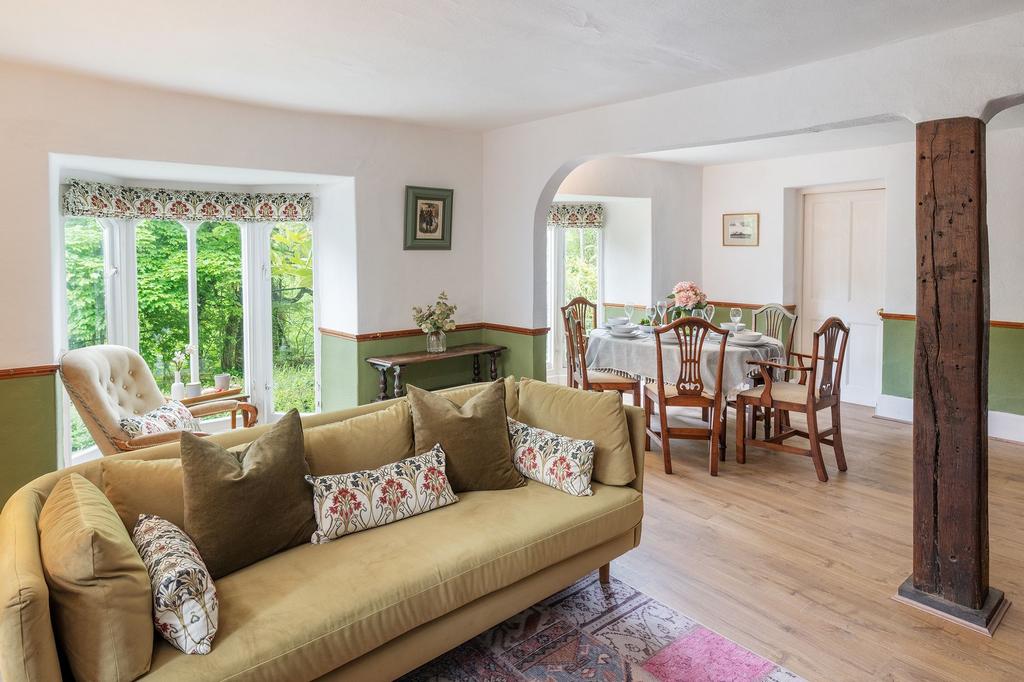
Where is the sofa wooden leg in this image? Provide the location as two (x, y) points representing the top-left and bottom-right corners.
(599, 563), (610, 584)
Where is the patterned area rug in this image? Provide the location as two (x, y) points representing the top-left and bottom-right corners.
(401, 575), (804, 682)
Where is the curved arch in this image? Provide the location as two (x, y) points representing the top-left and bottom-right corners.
(530, 113), (916, 374)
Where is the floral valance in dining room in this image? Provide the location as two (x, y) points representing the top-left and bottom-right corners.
(547, 202), (604, 228)
(61, 179), (314, 222)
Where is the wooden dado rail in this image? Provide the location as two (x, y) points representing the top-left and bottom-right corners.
(878, 310), (1024, 330)
(605, 300), (797, 313)
(0, 364), (59, 381)
(320, 322), (549, 342)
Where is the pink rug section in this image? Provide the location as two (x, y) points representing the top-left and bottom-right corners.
(643, 626), (776, 682)
(402, 575), (803, 681)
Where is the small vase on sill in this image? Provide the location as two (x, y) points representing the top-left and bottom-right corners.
(426, 330), (447, 353)
(170, 371), (185, 400)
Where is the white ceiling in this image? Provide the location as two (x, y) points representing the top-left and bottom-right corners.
(3, 0), (1023, 130)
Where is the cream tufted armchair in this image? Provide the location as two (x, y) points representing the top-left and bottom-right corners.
(59, 345), (255, 455)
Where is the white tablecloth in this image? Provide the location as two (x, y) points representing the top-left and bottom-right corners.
(585, 328), (785, 399)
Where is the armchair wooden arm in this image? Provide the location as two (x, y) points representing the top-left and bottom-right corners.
(745, 359), (811, 406)
(113, 430), (211, 451)
(188, 399), (242, 418)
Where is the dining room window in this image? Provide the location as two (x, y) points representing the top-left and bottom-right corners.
(546, 202), (605, 373)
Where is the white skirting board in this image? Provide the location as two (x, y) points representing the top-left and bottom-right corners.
(875, 394), (1024, 444)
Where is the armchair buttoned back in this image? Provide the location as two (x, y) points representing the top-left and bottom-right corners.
(59, 345), (166, 455)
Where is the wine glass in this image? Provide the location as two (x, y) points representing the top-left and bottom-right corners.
(655, 300), (668, 325)
(623, 303), (635, 323)
(644, 305), (655, 328)
(730, 307), (742, 326)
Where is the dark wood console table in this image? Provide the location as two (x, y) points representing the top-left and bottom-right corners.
(365, 343), (507, 401)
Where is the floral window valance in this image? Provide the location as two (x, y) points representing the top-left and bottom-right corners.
(547, 202), (604, 228)
(61, 179), (314, 223)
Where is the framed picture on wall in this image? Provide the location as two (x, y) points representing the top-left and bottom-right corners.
(722, 212), (759, 246)
(404, 186), (453, 250)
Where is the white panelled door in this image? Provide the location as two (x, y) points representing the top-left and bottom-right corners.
(801, 189), (884, 406)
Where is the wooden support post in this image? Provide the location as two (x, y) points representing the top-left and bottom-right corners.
(895, 117), (1010, 635)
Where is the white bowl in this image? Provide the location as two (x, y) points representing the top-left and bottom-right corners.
(606, 316), (629, 326)
(737, 330), (762, 342)
(611, 323), (637, 334)
(721, 322), (746, 332)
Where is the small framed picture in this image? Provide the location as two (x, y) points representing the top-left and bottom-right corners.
(404, 186), (453, 250)
(722, 212), (759, 246)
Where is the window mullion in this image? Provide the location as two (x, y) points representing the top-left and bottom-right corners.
(241, 222), (272, 418)
(185, 221), (200, 384)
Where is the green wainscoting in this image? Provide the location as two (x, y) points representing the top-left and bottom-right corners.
(881, 318), (1024, 415)
(321, 327), (547, 410)
(0, 374), (59, 506)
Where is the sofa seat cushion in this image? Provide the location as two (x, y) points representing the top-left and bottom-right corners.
(144, 481), (642, 681)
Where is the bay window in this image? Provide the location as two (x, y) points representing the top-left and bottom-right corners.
(60, 181), (318, 460)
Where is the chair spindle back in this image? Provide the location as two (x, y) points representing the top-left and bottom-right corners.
(810, 317), (850, 399)
(653, 317), (728, 397)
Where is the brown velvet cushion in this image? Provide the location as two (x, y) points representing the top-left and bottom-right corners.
(407, 380), (525, 492)
(181, 409), (316, 578)
(102, 458), (185, 531)
(38, 474), (153, 682)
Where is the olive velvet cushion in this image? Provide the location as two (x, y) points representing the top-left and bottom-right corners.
(181, 409), (316, 578)
(102, 458), (185, 531)
(406, 380), (525, 492)
(38, 473), (153, 682)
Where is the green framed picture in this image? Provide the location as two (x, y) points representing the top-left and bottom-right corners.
(404, 186), (453, 250)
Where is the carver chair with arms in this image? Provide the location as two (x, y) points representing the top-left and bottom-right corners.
(735, 317), (850, 482)
(59, 344), (257, 455)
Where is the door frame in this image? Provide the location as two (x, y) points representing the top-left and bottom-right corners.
(796, 181), (886, 405)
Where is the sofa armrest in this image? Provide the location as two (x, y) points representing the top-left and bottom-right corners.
(0, 488), (62, 682)
(623, 404), (646, 494)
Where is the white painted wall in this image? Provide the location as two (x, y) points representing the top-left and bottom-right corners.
(481, 11), (1024, 328)
(556, 157), (702, 301)
(698, 125), (1024, 323)
(0, 60), (483, 367)
(601, 198), (652, 307)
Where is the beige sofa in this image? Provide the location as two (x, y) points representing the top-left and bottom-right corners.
(0, 380), (645, 681)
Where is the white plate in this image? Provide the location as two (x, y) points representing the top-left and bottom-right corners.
(609, 329), (643, 339)
(730, 335), (766, 346)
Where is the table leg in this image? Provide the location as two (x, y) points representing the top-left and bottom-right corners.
(488, 352), (499, 380)
(375, 367), (389, 401)
(393, 366), (405, 398)
(472, 354), (481, 382)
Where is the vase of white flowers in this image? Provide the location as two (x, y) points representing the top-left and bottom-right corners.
(169, 344), (197, 400)
(413, 291), (457, 353)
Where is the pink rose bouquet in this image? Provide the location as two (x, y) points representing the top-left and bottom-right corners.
(668, 281), (707, 310)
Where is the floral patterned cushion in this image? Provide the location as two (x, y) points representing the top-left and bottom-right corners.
(305, 444), (459, 544)
(120, 400), (199, 438)
(507, 417), (595, 496)
(131, 515), (218, 655)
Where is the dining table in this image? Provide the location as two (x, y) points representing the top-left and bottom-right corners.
(585, 327), (786, 399)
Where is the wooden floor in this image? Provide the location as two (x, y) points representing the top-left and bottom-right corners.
(614, 402), (1024, 681)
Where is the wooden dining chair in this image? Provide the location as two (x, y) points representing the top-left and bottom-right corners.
(560, 297), (598, 388)
(643, 317), (729, 476)
(746, 303), (799, 437)
(734, 317), (850, 482)
(567, 313), (641, 404)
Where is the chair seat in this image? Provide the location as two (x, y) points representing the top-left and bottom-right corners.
(644, 382), (715, 401)
(737, 382), (816, 404)
(577, 369), (637, 386)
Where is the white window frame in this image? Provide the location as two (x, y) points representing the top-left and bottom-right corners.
(547, 226), (604, 375)
(59, 216), (320, 464)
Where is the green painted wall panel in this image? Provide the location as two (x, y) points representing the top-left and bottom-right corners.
(881, 319), (1024, 414)
(320, 327), (550, 409)
(881, 319), (915, 398)
(0, 375), (58, 506)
